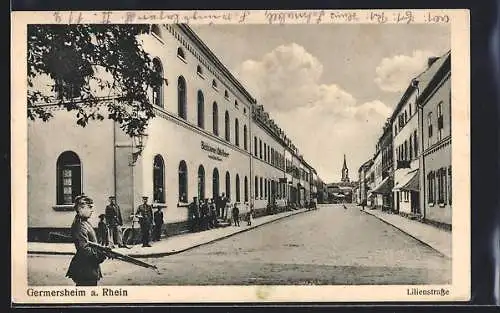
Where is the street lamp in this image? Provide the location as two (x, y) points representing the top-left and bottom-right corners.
(130, 132), (149, 166)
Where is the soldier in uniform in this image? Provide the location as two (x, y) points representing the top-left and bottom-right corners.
(105, 196), (127, 248)
(136, 196), (153, 247)
(66, 194), (107, 286)
(187, 197), (200, 232)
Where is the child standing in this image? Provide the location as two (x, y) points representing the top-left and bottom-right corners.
(97, 213), (109, 247)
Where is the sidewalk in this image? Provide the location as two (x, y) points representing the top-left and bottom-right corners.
(28, 208), (311, 258)
(361, 207), (452, 259)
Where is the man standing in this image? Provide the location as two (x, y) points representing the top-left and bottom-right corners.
(105, 196), (126, 248)
(136, 196), (153, 247)
(66, 194), (107, 286)
(187, 197), (200, 232)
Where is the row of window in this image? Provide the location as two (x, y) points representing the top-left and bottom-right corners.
(396, 130), (419, 162)
(152, 25), (245, 111)
(427, 102), (445, 147)
(253, 136), (287, 170)
(56, 151), (296, 206)
(152, 63), (249, 147)
(427, 166), (452, 205)
(253, 176), (288, 200)
(394, 102), (414, 135)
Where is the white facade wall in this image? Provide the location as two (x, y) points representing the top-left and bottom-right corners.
(392, 88), (420, 215)
(27, 25), (318, 236)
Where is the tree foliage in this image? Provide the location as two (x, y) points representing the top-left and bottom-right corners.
(27, 24), (162, 137)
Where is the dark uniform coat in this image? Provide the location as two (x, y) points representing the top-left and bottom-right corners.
(105, 203), (123, 227)
(136, 204), (153, 226)
(66, 215), (106, 283)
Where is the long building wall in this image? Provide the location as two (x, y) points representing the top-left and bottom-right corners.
(27, 24), (318, 239)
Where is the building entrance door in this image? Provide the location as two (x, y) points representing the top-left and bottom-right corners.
(411, 191), (420, 214)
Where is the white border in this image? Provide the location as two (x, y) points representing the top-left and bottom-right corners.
(11, 9), (470, 303)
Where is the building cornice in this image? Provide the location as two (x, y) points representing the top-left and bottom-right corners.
(175, 24), (256, 105)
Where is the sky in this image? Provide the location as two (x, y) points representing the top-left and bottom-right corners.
(190, 24), (450, 183)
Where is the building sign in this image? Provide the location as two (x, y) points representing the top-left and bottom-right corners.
(201, 140), (229, 161)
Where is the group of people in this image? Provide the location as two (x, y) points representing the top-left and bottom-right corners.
(96, 195), (165, 249)
(65, 194), (164, 286)
(186, 193), (253, 232)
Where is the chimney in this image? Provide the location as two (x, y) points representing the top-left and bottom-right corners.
(428, 56), (439, 68)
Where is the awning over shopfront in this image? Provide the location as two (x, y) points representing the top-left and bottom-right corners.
(400, 170), (420, 192)
(371, 177), (393, 195)
(393, 169), (419, 192)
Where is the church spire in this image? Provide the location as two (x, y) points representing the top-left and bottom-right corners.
(341, 154), (350, 183)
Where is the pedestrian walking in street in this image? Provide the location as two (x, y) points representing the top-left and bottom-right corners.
(152, 206), (164, 241)
(105, 196), (127, 248)
(232, 203), (240, 226)
(136, 196), (153, 247)
(246, 204), (254, 226)
(66, 194), (107, 286)
(96, 213), (109, 247)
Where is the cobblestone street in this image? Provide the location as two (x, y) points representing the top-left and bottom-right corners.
(28, 204), (451, 286)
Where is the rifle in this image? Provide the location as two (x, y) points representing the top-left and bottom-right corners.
(50, 232), (160, 274)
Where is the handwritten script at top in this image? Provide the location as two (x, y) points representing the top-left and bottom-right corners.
(51, 10), (452, 25)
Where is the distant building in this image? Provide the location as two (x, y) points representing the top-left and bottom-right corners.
(341, 154), (350, 183)
(357, 159), (373, 206)
(369, 121), (394, 212)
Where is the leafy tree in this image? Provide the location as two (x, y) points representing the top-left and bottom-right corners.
(27, 24), (163, 137)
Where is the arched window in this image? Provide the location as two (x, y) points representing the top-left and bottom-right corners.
(178, 161), (188, 203)
(56, 151), (81, 205)
(198, 165), (205, 200)
(264, 143), (267, 161)
(225, 171), (231, 200)
(212, 102), (219, 136)
(259, 139), (262, 159)
(197, 90), (204, 128)
(177, 76), (187, 119)
(234, 118), (239, 146)
(254, 176), (258, 198)
(213, 168), (220, 199)
(244, 176), (248, 202)
(197, 65), (203, 76)
(234, 100), (239, 108)
(152, 58), (164, 108)
(224, 90), (229, 99)
(153, 155), (165, 203)
(177, 47), (185, 59)
(212, 79), (218, 89)
(225, 111), (230, 142)
(243, 125), (248, 151)
(236, 174), (240, 202)
(151, 25), (161, 38)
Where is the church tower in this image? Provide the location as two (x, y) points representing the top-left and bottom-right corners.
(341, 154), (350, 183)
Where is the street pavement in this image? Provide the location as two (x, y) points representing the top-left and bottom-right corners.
(28, 204), (451, 286)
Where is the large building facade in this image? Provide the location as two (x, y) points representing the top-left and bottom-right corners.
(417, 52), (452, 228)
(28, 24), (319, 241)
(391, 80), (420, 216)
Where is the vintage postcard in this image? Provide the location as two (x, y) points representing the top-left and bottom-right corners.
(12, 9), (470, 304)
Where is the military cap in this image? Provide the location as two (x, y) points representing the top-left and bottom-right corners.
(73, 194), (93, 210)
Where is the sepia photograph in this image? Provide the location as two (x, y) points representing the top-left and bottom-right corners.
(12, 9), (470, 303)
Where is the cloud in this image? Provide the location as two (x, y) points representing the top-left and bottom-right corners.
(374, 50), (436, 92)
(236, 43), (392, 182)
